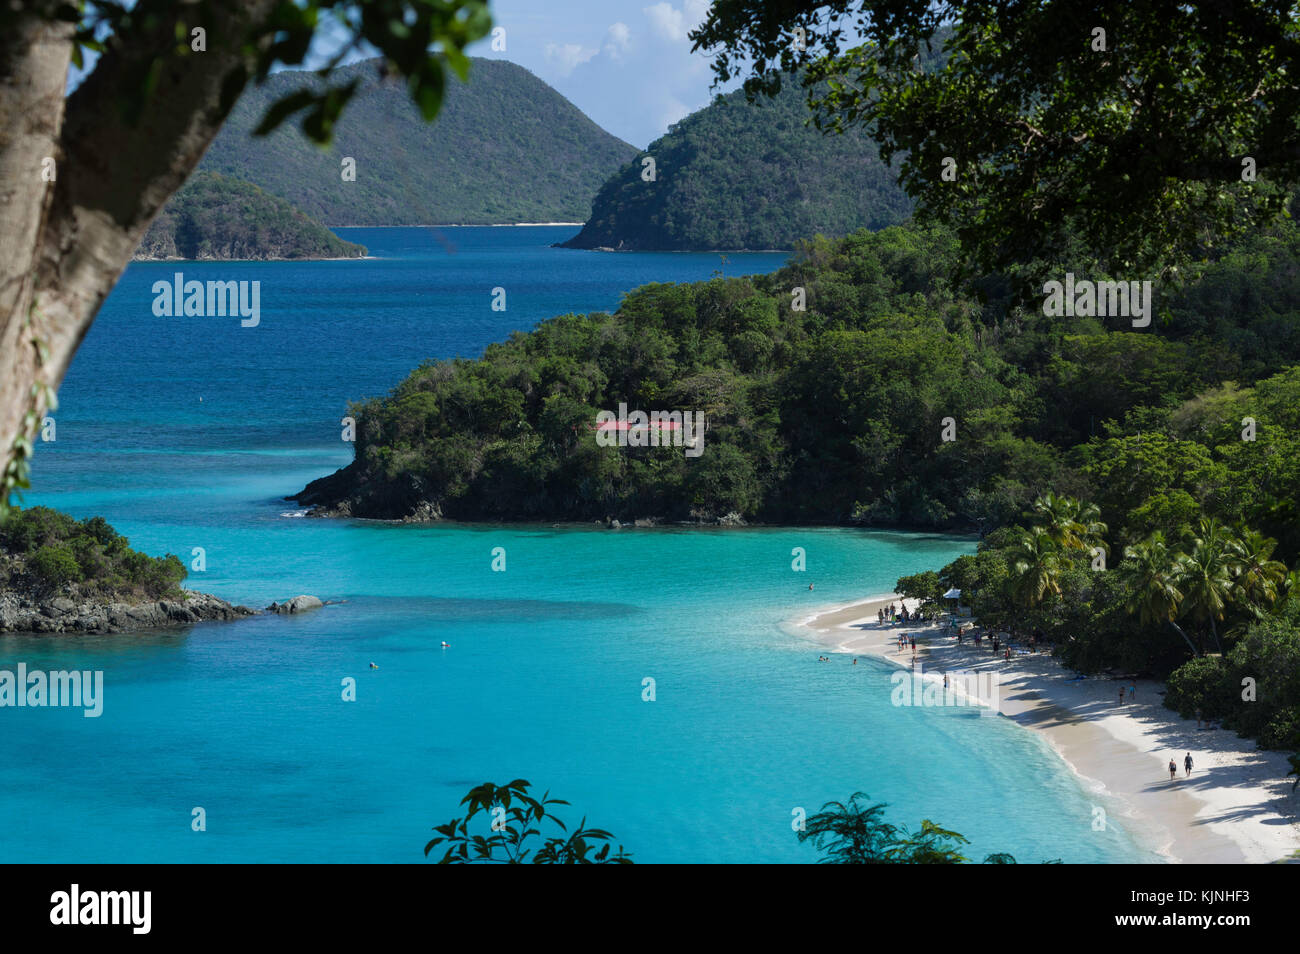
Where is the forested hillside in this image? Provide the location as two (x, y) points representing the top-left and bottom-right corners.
(134, 173), (366, 260)
(561, 76), (913, 251)
(198, 58), (637, 225)
(295, 210), (1300, 532)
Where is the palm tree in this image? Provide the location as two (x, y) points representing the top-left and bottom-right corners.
(1012, 526), (1064, 607)
(1032, 492), (1108, 557)
(1123, 532), (1197, 656)
(1174, 519), (1239, 655)
(797, 793), (989, 864)
(1228, 528), (1288, 616)
(798, 793), (900, 864)
(1274, 569), (1300, 617)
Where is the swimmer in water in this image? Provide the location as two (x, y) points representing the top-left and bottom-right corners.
(369, 662), (378, 669)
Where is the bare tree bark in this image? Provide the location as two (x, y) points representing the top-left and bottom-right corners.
(0, 2), (277, 502)
(0, 8), (73, 499)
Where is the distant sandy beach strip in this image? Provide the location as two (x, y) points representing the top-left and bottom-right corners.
(332, 222), (585, 228)
(793, 595), (1300, 864)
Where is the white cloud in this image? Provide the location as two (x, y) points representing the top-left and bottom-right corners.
(642, 0), (709, 44)
(521, 1), (729, 148)
(544, 42), (597, 75)
(604, 22), (631, 59)
(643, 3), (684, 42)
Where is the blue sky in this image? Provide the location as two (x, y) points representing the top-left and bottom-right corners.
(70, 0), (731, 149)
(469, 0), (727, 148)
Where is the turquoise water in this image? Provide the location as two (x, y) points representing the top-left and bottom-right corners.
(6, 227), (1155, 863)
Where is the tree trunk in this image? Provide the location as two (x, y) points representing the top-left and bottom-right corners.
(0, 9), (73, 498)
(1167, 620), (1198, 657)
(0, 3), (277, 503)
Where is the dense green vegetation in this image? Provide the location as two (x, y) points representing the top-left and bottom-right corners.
(694, 2), (1300, 277)
(0, 507), (186, 600)
(135, 173), (367, 261)
(561, 75), (911, 251)
(298, 210), (1300, 528)
(199, 58), (636, 226)
(919, 490), (1300, 751)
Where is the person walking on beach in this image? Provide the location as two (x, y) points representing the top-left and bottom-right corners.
(1118, 685), (1125, 704)
(1184, 753), (1193, 777)
(1168, 758), (1177, 781)
(1128, 682), (1137, 702)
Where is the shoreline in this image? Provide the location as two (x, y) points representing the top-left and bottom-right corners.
(793, 595), (1300, 864)
(131, 254), (371, 263)
(0, 588), (255, 635)
(330, 222), (585, 228)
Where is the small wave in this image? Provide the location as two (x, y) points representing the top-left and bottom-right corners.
(279, 510), (308, 518)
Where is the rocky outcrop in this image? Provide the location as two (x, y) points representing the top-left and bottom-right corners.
(289, 461), (441, 520)
(0, 589), (255, 635)
(266, 595), (323, 614)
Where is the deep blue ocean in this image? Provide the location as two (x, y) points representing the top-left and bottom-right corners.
(4, 227), (1154, 862)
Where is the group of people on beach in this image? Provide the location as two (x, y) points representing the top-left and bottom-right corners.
(878, 603), (917, 624)
(1117, 682), (1138, 704)
(894, 632), (918, 668)
(1169, 753), (1194, 779)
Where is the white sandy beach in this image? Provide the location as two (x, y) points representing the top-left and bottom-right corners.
(794, 595), (1300, 864)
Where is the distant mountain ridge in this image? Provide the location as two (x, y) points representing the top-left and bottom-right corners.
(197, 57), (638, 226)
(562, 77), (914, 251)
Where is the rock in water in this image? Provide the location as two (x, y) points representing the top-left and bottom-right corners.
(266, 595), (324, 614)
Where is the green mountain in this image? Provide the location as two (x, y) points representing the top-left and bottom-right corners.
(135, 173), (366, 260)
(198, 58), (637, 225)
(560, 79), (914, 251)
